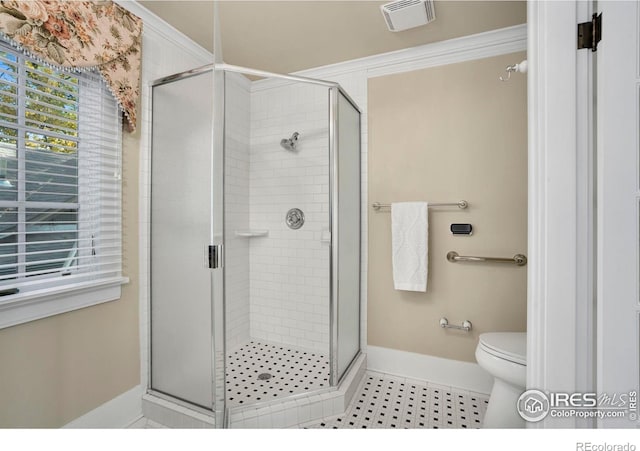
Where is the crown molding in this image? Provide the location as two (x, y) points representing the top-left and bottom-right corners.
(252, 23), (526, 92)
(115, 0), (213, 65)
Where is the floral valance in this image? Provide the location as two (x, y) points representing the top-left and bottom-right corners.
(0, 0), (142, 131)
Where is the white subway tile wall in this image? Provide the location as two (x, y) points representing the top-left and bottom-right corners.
(249, 82), (330, 354)
(225, 72), (368, 357)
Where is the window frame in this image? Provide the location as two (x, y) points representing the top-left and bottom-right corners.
(0, 41), (127, 329)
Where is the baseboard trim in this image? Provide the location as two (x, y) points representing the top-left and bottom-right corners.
(63, 385), (143, 428)
(366, 346), (493, 394)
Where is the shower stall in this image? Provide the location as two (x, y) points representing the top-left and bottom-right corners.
(149, 63), (362, 426)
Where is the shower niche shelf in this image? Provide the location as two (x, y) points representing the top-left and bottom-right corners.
(234, 230), (269, 238)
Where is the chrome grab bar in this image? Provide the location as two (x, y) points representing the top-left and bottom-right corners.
(446, 251), (527, 266)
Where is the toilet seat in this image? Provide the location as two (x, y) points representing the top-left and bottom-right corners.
(478, 333), (526, 366)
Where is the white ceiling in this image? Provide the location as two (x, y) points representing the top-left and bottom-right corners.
(139, 0), (526, 74)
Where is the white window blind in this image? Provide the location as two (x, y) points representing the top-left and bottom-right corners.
(0, 40), (122, 300)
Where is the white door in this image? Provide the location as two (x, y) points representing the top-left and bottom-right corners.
(597, 0), (640, 428)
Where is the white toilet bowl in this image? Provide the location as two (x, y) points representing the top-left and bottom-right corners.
(475, 332), (526, 428)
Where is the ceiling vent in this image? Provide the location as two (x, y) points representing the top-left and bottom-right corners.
(380, 0), (436, 32)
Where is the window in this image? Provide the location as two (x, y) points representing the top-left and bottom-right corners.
(0, 40), (125, 328)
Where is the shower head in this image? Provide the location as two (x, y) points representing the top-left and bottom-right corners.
(280, 132), (300, 151)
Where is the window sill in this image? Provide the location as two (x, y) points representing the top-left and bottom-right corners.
(0, 277), (130, 330)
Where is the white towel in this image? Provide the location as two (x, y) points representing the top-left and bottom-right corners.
(391, 202), (428, 292)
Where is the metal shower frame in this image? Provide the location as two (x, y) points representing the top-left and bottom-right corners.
(149, 62), (362, 427)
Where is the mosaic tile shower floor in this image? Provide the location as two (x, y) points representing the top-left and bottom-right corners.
(226, 341), (330, 407)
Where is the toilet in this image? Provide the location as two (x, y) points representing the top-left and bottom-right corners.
(475, 332), (527, 428)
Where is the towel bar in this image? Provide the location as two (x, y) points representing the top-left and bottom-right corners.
(372, 200), (468, 210)
(446, 251), (527, 266)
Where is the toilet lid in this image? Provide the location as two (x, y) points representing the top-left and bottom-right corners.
(479, 332), (526, 365)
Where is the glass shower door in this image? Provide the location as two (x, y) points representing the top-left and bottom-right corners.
(332, 88), (362, 382)
(150, 69), (221, 414)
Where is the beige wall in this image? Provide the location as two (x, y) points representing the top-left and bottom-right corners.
(367, 52), (527, 362)
(0, 127), (140, 428)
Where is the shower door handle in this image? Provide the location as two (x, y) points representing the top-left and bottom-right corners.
(208, 244), (224, 269)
